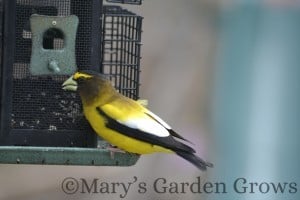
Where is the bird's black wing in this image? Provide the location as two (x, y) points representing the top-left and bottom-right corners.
(144, 112), (194, 144)
(96, 107), (195, 154)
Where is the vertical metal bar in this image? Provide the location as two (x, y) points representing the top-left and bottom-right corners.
(109, 15), (114, 82)
(0, 0), (16, 143)
(0, 0), (4, 126)
(135, 43), (140, 100)
(134, 17), (142, 100)
(120, 15), (125, 95)
(99, 5), (105, 74)
(127, 16), (131, 97)
(90, 0), (102, 72)
(129, 16), (134, 98)
(116, 15), (120, 92)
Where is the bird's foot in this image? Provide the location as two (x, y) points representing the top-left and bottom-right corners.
(107, 145), (126, 159)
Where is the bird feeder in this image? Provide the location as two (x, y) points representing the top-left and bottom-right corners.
(0, 0), (143, 166)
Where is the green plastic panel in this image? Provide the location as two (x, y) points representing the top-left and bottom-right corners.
(30, 14), (78, 75)
(0, 146), (139, 166)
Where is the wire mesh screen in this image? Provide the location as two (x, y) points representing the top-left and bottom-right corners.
(106, 0), (142, 5)
(11, 0), (97, 131)
(101, 5), (142, 100)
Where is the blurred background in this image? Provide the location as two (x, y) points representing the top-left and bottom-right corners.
(1, 0), (300, 199)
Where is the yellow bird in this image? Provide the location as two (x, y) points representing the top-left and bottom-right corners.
(62, 70), (213, 170)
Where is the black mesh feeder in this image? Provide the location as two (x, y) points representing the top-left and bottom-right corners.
(0, 0), (143, 166)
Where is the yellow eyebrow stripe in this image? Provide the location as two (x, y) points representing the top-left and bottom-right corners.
(73, 72), (93, 80)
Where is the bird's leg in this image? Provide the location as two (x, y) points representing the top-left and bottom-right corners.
(107, 144), (126, 159)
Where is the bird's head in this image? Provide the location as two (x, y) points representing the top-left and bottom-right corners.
(62, 70), (97, 91)
(62, 70), (115, 104)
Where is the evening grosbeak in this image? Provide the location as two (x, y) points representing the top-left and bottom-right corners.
(62, 70), (213, 170)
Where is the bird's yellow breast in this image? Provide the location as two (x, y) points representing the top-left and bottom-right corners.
(83, 106), (172, 154)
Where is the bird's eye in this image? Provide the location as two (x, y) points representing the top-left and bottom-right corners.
(76, 76), (86, 83)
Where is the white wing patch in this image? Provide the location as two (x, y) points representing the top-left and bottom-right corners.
(117, 115), (170, 137)
(144, 110), (172, 130)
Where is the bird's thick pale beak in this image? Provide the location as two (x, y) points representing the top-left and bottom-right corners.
(62, 76), (78, 91)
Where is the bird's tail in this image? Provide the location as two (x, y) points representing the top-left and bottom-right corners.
(176, 151), (213, 171)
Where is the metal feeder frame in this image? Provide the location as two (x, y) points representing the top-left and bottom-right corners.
(0, 0), (143, 166)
